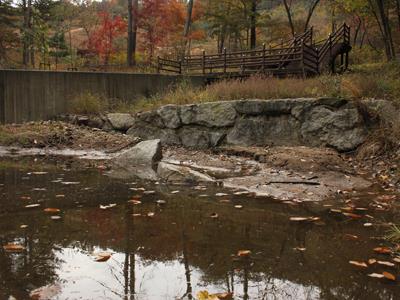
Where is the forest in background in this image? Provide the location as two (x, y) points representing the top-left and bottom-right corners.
(0, 0), (399, 71)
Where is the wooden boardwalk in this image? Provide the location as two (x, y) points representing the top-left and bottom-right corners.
(157, 23), (351, 78)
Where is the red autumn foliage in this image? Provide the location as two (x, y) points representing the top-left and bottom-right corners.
(88, 11), (126, 64)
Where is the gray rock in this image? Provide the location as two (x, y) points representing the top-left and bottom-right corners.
(107, 113), (135, 131)
(181, 102), (237, 127)
(114, 139), (162, 170)
(157, 105), (181, 129)
(227, 115), (302, 146)
(157, 162), (215, 183)
(301, 106), (367, 151)
(234, 98), (316, 116)
(179, 127), (210, 149)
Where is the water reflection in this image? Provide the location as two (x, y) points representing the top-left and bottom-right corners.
(0, 157), (398, 299)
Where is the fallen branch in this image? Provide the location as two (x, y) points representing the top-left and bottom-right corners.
(266, 180), (320, 185)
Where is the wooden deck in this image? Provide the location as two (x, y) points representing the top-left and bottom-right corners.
(157, 23), (351, 78)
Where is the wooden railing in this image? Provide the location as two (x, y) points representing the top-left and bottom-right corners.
(158, 23), (351, 77)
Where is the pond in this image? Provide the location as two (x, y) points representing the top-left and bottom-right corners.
(0, 156), (399, 299)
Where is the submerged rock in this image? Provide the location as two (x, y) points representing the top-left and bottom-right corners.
(157, 162), (215, 183)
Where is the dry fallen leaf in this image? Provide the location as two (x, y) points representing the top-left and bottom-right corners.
(373, 247), (392, 254)
(368, 273), (385, 279)
(349, 261), (368, 268)
(43, 208), (61, 213)
(383, 271), (396, 281)
(197, 291), (233, 300)
(95, 252), (112, 262)
(342, 212), (362, 219)
(25, 204), (40, 208)
(99, 204), (117, 210)
(128, 200), (142, 205)
(377, 261), (395, 267)
(210, 213), (219, 219)
(368, 259), (377, 265)
(3, 243), (25, 253)
(237, 250), (251, 257)
(344, 234), (359, 240)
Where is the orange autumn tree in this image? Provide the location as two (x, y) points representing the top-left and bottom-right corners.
(88, 11), (127, 64)
(138, 0), (204, 60)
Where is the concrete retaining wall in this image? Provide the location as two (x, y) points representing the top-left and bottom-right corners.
(0, 70), (205, 124)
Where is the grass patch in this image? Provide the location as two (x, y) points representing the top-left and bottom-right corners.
(68, 92), (109, 115)
(129, 62), (400, 113)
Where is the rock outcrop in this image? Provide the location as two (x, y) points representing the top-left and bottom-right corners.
(65, 98), (375, 152)
(123, 98), (369, 151)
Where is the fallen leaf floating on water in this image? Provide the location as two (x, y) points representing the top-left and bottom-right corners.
(383, 271), (396, 281)
(132, 213), (142, 217)
(147, 212), (155, 218)
(156, 200), (166, 205)
(61, 182), (80, 185)
(344, 234), (359, 240)
(100, 204), (117, 210)
(290, 216), (320, 222)
(3, 243), (25, 253)
(143, 191), (155, 195)
(294, 247), (307, 251)
(210, 213), (219, 219)
(377, 261), (396, 267)
(128, 200), (142, 205)
(197, 291), (233, 300)
(20, 225), (28, 229)
(51, 216), (62, 221)
(373, 247), (392, 254)
(25, 204), (40, 208)
(31, 172), (48, 175)
(20, 196), (31, 200)
(234, 205), (243, 209)
(349, 261), (368, 268)
(219, 199), (231, 203)
(393, 257), (400, 263)
(364, 223), (373, 227)
(171, 190), (180, 194)
(215, 193), (228, 197)
(55, 194), (65, 198)
(237, 250), (251, 257)
(342, 212), (363, 219)
(95, 252), (112, 262)
(368, 273), (385, 279)
(43, 208), (61, 213)
(368, 259), (377, 265)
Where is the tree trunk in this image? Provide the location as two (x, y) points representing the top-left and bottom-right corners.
(27, 0), (34, 67)
(304, 0), (321, 32)
(283, 0), (295, 37)
(250, 0), (257, 49)
(127, 0), (138, 66)
(395, 0), (400, 30)
(22, 0), (29, 65)
(375, 0), (395, 60)
(183, 0), (194, 57)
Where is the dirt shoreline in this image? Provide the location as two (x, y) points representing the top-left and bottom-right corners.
(0, 121), (398, 202)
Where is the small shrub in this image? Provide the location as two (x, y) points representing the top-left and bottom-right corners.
(68, 92), (109, 115)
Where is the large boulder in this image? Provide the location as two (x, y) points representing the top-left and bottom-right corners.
(114, 139), (162, 170)
(180, 102), (237, 127)
(107, 113), (135, 131)
(157, 105), (181, 129)
(301, 106), (368, 151)
(226, 115), (302, 146)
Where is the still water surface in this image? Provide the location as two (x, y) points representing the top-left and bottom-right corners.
(0, 157), (399, 299)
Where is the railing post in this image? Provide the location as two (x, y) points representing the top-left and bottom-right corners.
(310, 26), (313, 46)
(179, 59), (182, 74)
(301, 39), (306, 79)
(223, 48), (227, 74)
(157, 56), (160, 73)
(329, 34), (335, 73)
(202, 50), (205, 75)
(262, 43), (266, 73)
